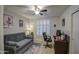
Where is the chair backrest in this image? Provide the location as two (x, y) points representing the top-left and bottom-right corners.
(42, 32), (47, 41)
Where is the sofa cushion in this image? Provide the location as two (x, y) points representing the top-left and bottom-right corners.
(6, 41), (17, 46)
(4, 34), (16, 41)
(16, 35), (23, 42)
(16, 39), (32, 47)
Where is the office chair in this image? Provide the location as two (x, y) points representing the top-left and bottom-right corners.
(42, 32), (52, 48)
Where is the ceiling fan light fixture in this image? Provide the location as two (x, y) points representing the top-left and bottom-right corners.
(35, 11), (39, 14)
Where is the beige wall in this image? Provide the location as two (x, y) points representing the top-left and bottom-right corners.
(60, 5), (79, 53)
(0, 5), (4, 54)
(50, 17), (60, 36)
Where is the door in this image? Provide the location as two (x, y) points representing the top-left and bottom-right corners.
(72, 10), (79, 54)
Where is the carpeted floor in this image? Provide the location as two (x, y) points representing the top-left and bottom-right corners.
(24, 43), (55, 54)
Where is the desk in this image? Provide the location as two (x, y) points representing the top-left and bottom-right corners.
(54, 40), (69, 54)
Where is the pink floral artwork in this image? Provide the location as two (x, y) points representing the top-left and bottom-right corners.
(3, 15), (13, 28)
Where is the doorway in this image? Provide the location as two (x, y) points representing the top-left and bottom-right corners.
(71, 10), (79, 54)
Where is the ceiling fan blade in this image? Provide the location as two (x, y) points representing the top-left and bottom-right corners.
(39, 13), (43, 15)
(32, 13), (35, 15)
(40, 9), (47, 12)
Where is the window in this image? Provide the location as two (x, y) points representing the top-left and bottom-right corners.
(36, 19), (50, 36)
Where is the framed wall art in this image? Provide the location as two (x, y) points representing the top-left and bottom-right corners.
(3, 14), (13, 28)
(62, 18), (65, 26)
(19, 19), (23, 27)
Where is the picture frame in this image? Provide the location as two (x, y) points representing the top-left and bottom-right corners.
(19, 19), (23, 27)
(62, 18), (65, 26)
(3, 14), (13, 28)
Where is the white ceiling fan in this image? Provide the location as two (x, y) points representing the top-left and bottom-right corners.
(33, 5), (47, 15)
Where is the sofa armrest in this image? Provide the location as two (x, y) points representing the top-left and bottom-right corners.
(5, 45), (17, 54)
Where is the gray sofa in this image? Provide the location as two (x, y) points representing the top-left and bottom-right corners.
(4, 32), (33, 54)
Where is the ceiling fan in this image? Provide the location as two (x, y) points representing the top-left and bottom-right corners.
(33, 5), (47, 15)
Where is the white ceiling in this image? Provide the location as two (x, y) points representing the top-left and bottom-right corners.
(4, 5), (69, 19)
